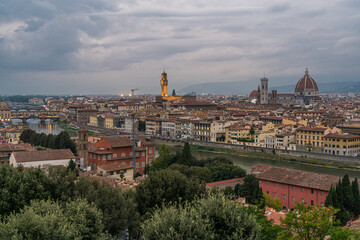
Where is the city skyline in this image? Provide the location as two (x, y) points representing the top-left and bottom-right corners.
(1, 0), (359, 94)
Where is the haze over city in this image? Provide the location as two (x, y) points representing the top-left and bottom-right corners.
(0, 0), (359, 95)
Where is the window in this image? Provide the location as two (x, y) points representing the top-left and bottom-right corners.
(292, 196), (295, 202)
(130, 152), (133, 156)
(110, 171), (114, 175)
(149, 148), (153, 154)
(283, 195), (286, 200)
(301, 198), (304, 202)
(321, 202), (324, 207)
(311, 189), (314, 194)
(142, 151), (145, 156)
(266, 181), (269, 186)
(142, 162), (145, 167)
(301, 187), (304, 192)
(275, 183), (278, 187)
(108, 154), (111, 160)
(321, 191), (324, 196)
(116, 170), (120, 174)
(98, 155), (100, 160)
(311, 200), (314, 205)
(136, 152), (140, 157)
(292, 186), (295, 190)
(283, 184), (286, 189)
(102, 155), (106, 160)
(136, 162), (139, 168)
(90, 153), (92, 158)
(259, 180), (261, 184)
(121, 153), (125, 157)
(275, 193), (277, 197)
(113, 154), (117, 158)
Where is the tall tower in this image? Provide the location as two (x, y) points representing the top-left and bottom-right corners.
(77, 129), (89, 168)
(161, 71), (168, 97)
(260, 77), (268, 104)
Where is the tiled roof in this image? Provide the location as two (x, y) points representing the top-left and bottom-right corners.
(98, 163), (134, 172)
(295, 68), (319, 92)
(325, 133), (360, 139)
(101, 135), (132, 148)
(12, 149), (75, 163)
(252, 165), (340, 191)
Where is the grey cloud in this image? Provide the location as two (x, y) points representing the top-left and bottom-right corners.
(268, 3), (290, 13)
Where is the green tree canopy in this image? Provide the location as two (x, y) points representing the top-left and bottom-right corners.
(150, 144), (175, 171)
(141, 194), (262, 240)
(135, 169), (206, 216)
(0, 199), (107, 240)
(178, 142), (194, 166)
(237, 174), (264, 206)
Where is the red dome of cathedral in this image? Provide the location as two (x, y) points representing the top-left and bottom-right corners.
(249, 90), (259, 98)
(295, 68), (318, 92)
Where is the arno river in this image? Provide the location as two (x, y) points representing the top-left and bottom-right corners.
(15, 119), (360, 178)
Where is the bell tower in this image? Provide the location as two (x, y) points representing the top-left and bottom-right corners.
(161, 71), (168, 97)
(77, 129), (89, 168)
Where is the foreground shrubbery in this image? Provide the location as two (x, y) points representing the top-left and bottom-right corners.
(1, 142), (360, 239)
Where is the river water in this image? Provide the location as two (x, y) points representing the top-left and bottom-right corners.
(168, 146), (360, 178)
(11, 119), (77, 137)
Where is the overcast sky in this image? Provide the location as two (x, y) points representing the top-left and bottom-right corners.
(0, 0), (359, 95)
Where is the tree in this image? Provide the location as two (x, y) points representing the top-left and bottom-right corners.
(0, 199), (108, 240)
(238, 174), (264, 206)
(67, 159), (77, 172)
(264, 193), (282, 211)
(0, 165), (55, 217)
(141, 194), (261, 240)
(249, 126), (255, 139)
(351, 178), (360, 216)
(341, 174), (354, 212)
(73, 177), (139, 236)
(208, 163), (246, 182)
(168, 164), (212, 183)
(150, 144), (174, 171)
(19, 129), (36, 143)
(178, 142), (194, 166)
(135, 169), (206, 216)
(278, 202), (338, 240)
(138, 120), (146, 132)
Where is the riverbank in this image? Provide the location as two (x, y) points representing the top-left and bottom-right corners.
(55, 120), (102, 136)
(167, 144), (360, 173)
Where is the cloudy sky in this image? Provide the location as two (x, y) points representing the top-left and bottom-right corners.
(0, 0), (359, 95)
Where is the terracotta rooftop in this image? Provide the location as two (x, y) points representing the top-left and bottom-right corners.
(206, 178), (244, 190)
(98, 163), (134, 172)
(252, 165), (340, 191)
(101, 135), (132, 148)
(12, 149), (75, 163)
(296, 127), (328, 132)
(325, 133), (360, 139)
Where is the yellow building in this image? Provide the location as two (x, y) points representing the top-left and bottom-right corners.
(5, 129), (22, 143)
(324, 133), (360, 156)
(296, 127), (329, 153)
(0, 102), (11, 122)
(225, 124), (251, 144)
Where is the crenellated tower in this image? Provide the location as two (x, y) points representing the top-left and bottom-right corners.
(161, 71), (168, 97)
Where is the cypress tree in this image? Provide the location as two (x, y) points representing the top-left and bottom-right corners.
(341, 174), (354, 211)
(178, 142), (193, 166)
(351, 178), (360, 216)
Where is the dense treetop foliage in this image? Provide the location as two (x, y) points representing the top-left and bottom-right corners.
(325, 174), (360, 226)
(20, 129), (77, 153)
(1, 142), (359, 239)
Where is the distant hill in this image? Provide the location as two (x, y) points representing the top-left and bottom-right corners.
(177, 79), (258, 95)
(178, 80), (360, 95)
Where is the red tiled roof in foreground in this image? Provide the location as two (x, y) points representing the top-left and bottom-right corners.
(206, 178), (244, 190)
(252, 165), (340, 191)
